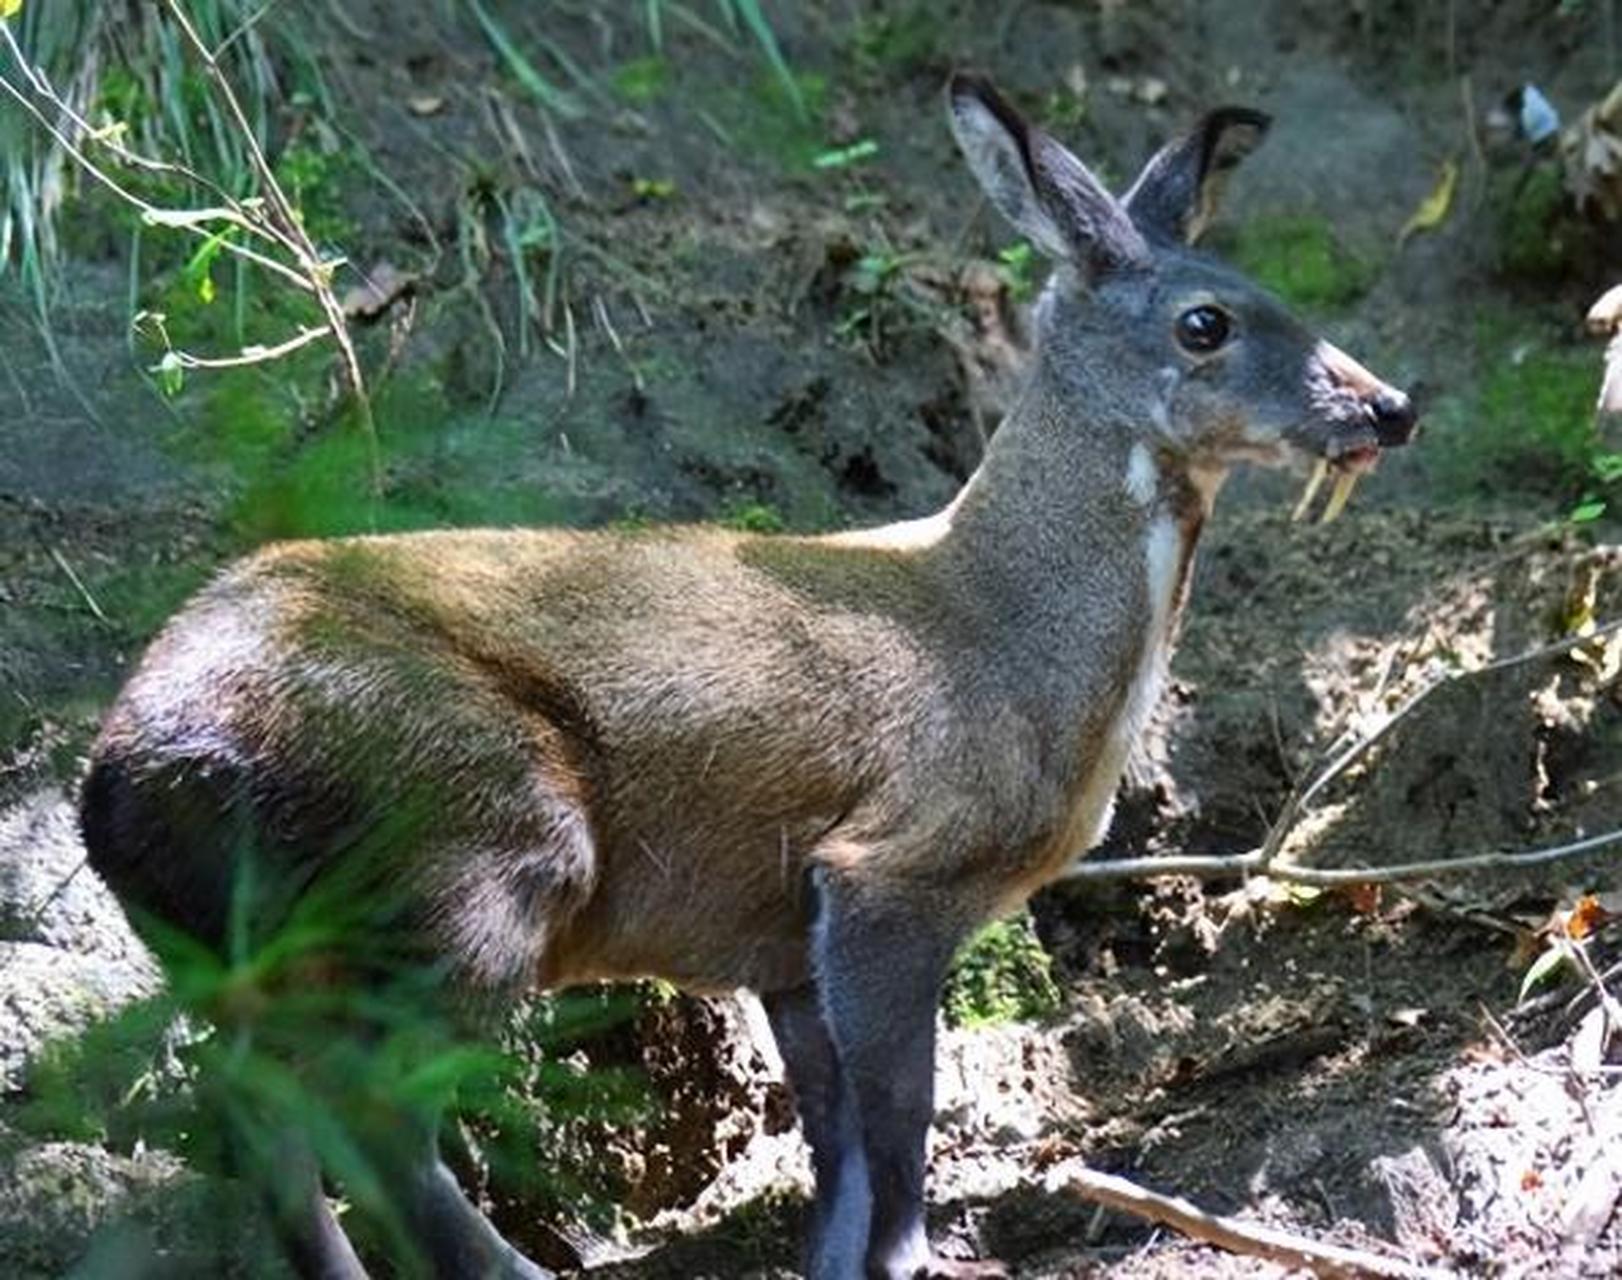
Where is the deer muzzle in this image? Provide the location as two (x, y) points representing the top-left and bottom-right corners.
(1294, 342), (1418, 523)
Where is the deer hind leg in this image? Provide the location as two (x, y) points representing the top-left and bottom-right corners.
(379, 1116), (554, 1280)
(369, 803), (592, 1276)
(260, 1130), (369, 1280)
(807, 865), (1005, 1280)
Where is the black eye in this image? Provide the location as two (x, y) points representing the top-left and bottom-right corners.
(1175, 304), (1232, 354)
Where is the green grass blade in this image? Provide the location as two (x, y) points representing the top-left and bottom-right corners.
(665, 2), (738, 51)
(466, 0), (583, 119)
(733, 0), (803, 120)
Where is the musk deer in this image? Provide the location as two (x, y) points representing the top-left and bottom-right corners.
(80, 75), (1415, 1280)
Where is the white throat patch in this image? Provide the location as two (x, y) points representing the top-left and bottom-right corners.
(1125, 443), (1158, 507)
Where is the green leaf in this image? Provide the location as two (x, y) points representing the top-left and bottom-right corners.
(1518, 942), (1570, 1002)
(467, 0), (582, 118)
(1593, 452), (1622, 483)
(812, 138), (879, 170)
(851, 252), (900, 294)
(154, 351), (185, 398)
(733, 0), (804, 120)
(1570, 499), (1607, 524)
(184, 230), (229, 306)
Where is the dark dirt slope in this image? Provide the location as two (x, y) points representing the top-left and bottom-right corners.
(2, 0), (1621, 1276)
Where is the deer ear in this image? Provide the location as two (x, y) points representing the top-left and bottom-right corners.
(1122, 107), (1271, 245)
(947, 73), (1149, 278)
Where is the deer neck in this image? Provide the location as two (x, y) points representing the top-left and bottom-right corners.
(934, 363), (1220, 776)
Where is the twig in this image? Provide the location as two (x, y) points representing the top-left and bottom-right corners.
(1069, 620), (1622, 884)
(1479, 1000), (1534, 1067)
(166, 324), (333, 369)
(161, 0), (379, 497)
(591, 293), (642, 392)
(1044, 1160), (1456, 1279)
(48, 547), (109, 625)
(1460, 75), (1488, 210)
(0, 23), (242, 212)
(0, 60), (312, 294)
(2, 8), (380, 500)
(0, 856), (94, 979)
(1065, 826), (1622, 886)
(215, 0), (282, 59)
(1569, 936), (1622, 1039)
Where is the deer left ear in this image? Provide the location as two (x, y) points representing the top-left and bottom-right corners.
(1121, 107), (1271, 245)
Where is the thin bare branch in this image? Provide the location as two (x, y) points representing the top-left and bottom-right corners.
(1069, 620), (1622, 886)
(0, 67), (313, 293)
(1280, 828), (1622, 885)
(166, 324), (333, 369)
(215, 0), (282, 58)
(0, 21), (296, 252)
(1065, 826), (1622, 886)
(48, 547), (109, 625)
(162, 0), (378, 496)
(1569, 933), (1622, 1039)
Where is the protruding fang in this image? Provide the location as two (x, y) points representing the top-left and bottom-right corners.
(1320, 470), (1359, 523)
(1292, 460), (1327, 522)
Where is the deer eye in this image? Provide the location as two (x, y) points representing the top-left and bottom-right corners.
(1175, 304), (1232, 354)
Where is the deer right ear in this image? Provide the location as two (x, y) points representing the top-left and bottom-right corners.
(1121, 107), (1271, 245)
(947, 73), (1149, 278)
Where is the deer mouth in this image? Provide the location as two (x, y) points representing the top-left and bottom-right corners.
(1292, 434), (1385, 523)
(1292, 342), (1417, 521)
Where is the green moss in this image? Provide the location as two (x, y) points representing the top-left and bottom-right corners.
(612, 56), (668, 104)
(943, 912), (1063, 1028)
(222, 373), (567, 542)
(851, 6), (945, 77)
(1423, 312), (1598, 502)
(274, 139), (358, 246)
(1224, 215), (1376, 311)
(701, 72), (829, 173)
(1490, 164), (1571, 281)
(165, 366), (305, 475)
(719, 501), (786, 533)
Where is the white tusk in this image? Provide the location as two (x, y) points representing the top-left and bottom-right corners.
(1292, 460), (1328, 522)
(1320, 470), (1359, 523)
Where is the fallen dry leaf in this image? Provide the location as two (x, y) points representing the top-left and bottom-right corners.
(341, 261), (416, 321)
(1398, 158), (1458, 246)
(1344, 883), (1383, 917)
(1566, 893), (1609, 940)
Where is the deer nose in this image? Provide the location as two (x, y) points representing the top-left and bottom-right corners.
(1370, 388), (1416, 447)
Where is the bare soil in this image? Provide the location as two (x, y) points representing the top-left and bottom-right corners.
(2, 1), (1621, 1276)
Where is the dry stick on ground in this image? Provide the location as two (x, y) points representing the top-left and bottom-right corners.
(1067, 618), (1622, 885)
(1044, 1161), (1457, 1280)
(47, 546), (110, 625)
(1568, 933), (1622, 1040)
